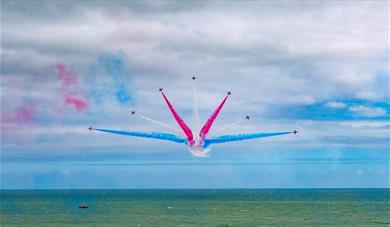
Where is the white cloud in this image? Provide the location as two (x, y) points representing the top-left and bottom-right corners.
(339, 120), (390, 129)
(332, 68), (374, 87)
(325, 101), (346, 109)
(355, 91), (381, 101)
(285, 95), (315, 105)
(348, 105), (387, 117)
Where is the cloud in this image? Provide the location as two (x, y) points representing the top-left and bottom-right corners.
(285, 95), (315, 105)
(356, 170), (364, 175)
(355, 91), (382, 101)
(348, 105), (387, 117)
(339, 120), (390, 129)
(331, 67), (375, 87)
(325, 101), (346, 109)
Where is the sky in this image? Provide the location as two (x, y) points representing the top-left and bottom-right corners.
(1, 0), (389, 189)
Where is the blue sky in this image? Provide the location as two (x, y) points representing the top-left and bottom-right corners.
(1, 0), (389, 189)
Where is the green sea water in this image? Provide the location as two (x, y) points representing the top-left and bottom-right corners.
(1, 189), (389, 227)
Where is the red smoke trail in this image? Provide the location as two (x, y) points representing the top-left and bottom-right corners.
(64, 94), (89, 111)
(199, 95), (228, 139)
(1, 102), (39, 137)
(160, 91), (194, 145)
(55, 63), (77, 86)
(3, 102), (38, 123)
(54, 63), (89, 111)
(12, 104), (38, 122)
(1, 63), (90, 144)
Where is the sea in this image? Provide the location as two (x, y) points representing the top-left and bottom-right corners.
(1, 189), (389, 226)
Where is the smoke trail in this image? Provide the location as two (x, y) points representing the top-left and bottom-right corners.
(160, 91), (194, 144)
(63, 94), (88, 111)
(204, 132), (291, 147)
(192, 80), (201, 140)
(212, 118), (245, 135)
(136, 113), (182, 134)
(54, 63), (89, 111)
(199, 95), (228, 139)
(95, 128), (187, 144)
(2, 102), (39, 124)
(1, 101), (39, 140)
(99, 54), (132, 105)
(55, 63), (77, 86)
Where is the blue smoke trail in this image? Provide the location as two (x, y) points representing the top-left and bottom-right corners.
(99, 54), (132, 104)
(204, 132), (291, 147)
(95, 128), (187, 144)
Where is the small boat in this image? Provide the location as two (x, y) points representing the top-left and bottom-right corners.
(78, 203), (89, 209)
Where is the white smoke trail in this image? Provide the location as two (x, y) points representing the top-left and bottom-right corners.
(136, 113), (182, 135)
(192, 79), (201, 140)
(211, 118), (246, 136)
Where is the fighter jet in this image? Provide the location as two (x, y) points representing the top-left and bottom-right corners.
(88, 126), (94, 131)
(293, 129), (298, 135)
(191, 76), (196, 80)
(246, 115), (250, 120)
(227, 91), (231, 96)
(131, 110), (136, 115)
(159, 88), (163, 92)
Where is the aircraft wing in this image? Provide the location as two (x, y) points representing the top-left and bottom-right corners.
(94, 128), (187, 144)
(204, 132), (291, 147)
